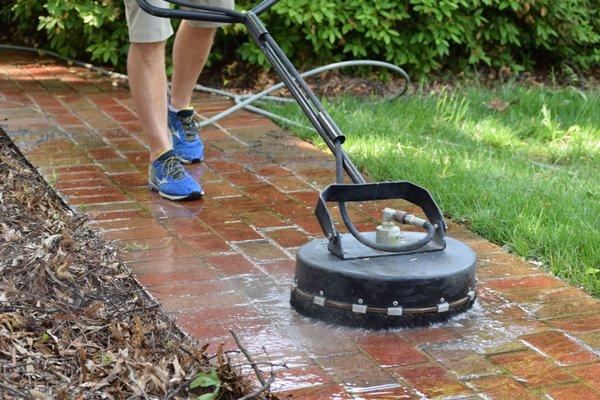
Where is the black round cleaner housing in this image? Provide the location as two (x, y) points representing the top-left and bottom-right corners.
(290, 180), (478, 330)
(291, 232), (477, 329)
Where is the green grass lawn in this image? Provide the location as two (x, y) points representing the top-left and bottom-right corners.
(267, 83), (600, 296)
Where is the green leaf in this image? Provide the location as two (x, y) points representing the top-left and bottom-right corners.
(190, 369), (221, 389)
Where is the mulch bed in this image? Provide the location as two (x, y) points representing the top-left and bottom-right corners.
(0, 132), (268, 399)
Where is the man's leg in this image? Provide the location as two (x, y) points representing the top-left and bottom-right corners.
(127, 41), (172, 161)
(170, 22), (216, 110)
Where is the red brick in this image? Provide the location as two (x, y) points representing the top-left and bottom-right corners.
(267, 175), (310, 192)
(196, 207), (239, 225)
(176, 306), (262, 327)
(500, 285), (589, 304)
(136, 268), (219, 286)
(60, 186), (124, 198)
(400, 327), (459, 346)
(68, 192), (129, 205)
(545, 383), (600, 400)
(261, 260), (296, 277)
(222, 171), (263, 187)
(522, 331), (598, 366)
(162, 218), (210, 237)
(290, 190), (319, 206)
(122, 245), (195, 262)
(424, 346), (500, 378)
(345, 384), (414, 399)
(88, 147), (120, 160)
(54, 179), (112, 192)
(274, 384), (352, 399)
(315, 352), (400, 389)
(145, 202), (197, 220)
(358, 334), (427, 367)
(109, 137), (147, 152)
(97, 159), (138, 174)
(264, 228), (309, 248)
(243, 184), (289, 204)
(578, 331), (600, 351)
(254, 164), (291, 177)
(235, 240), (288, 262)
(241, 210), (289, 228)
(159, 292), (246, 313)
(215, 196), (265, 214)
(88, 209), (149, 221)
(485, 275), (565, 292)
(94, 218), (162, 231)
(390, 364), (471, 398)
(102, 226), (172, 241)
(489, 350), (575, 387)
(127, 256), (209, 274)
(124, 150), (149, 166)
(147, 279), (230, 298)
(468, 375), (538, 400)
(206, 159), (245, 173)
(110, 172), (147, 188)
(550, 314), (600, 334)
(182, 234), (232, 255)
(210, 222), (262, 242)
(270, 365), (334, 393)
(571, 363), (600, 391)
(203, 254), (258, 276)
(55, 170), (107, 183)
(293, 216), (324, 235)
(202, 180), (241, 197)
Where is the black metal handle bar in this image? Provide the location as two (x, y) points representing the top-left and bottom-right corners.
(136, 0), (280, 23)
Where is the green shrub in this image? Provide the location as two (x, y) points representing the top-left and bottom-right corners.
(4, 0), (129, 65)
(1, 0), (598, 76)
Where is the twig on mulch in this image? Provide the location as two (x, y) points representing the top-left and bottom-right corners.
(0, 382), (31, 399)
(230, 329), (267, 387)
(238, 373), (277, 400)
(230, 329), (281, 400)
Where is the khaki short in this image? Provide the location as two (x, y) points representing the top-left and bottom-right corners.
(124, 0), (235, 43)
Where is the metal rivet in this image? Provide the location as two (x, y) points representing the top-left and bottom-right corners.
(357, 299), (363, 304)
(392, 301), (399, 306)
(319, 290), (324, 296)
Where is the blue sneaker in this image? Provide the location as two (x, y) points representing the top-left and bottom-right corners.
(148, 150), (203, 201)
(168, 107), (204, 164)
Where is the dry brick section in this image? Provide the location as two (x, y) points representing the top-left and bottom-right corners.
(1, 51), (599, 399)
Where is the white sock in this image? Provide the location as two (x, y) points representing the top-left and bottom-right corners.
(168, 104), (180, 113)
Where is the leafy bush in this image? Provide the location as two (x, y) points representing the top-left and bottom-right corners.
(4, 0), (129, 65)
(1, 0), (598, 76)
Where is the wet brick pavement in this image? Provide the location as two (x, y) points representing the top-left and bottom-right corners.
(1, 51), (600, 399)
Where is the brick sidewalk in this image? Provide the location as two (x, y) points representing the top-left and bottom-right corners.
(1, 51), (599, 399)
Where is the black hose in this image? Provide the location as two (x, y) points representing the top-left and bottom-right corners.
(334, 141), (435, 253)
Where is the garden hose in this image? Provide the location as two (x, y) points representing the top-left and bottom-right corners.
(333, 140), (435, 253)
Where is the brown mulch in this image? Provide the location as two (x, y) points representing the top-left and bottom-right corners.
(0, 133), (261, 399)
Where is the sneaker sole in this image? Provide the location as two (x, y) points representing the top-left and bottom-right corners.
(149, 183), (203, 201)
